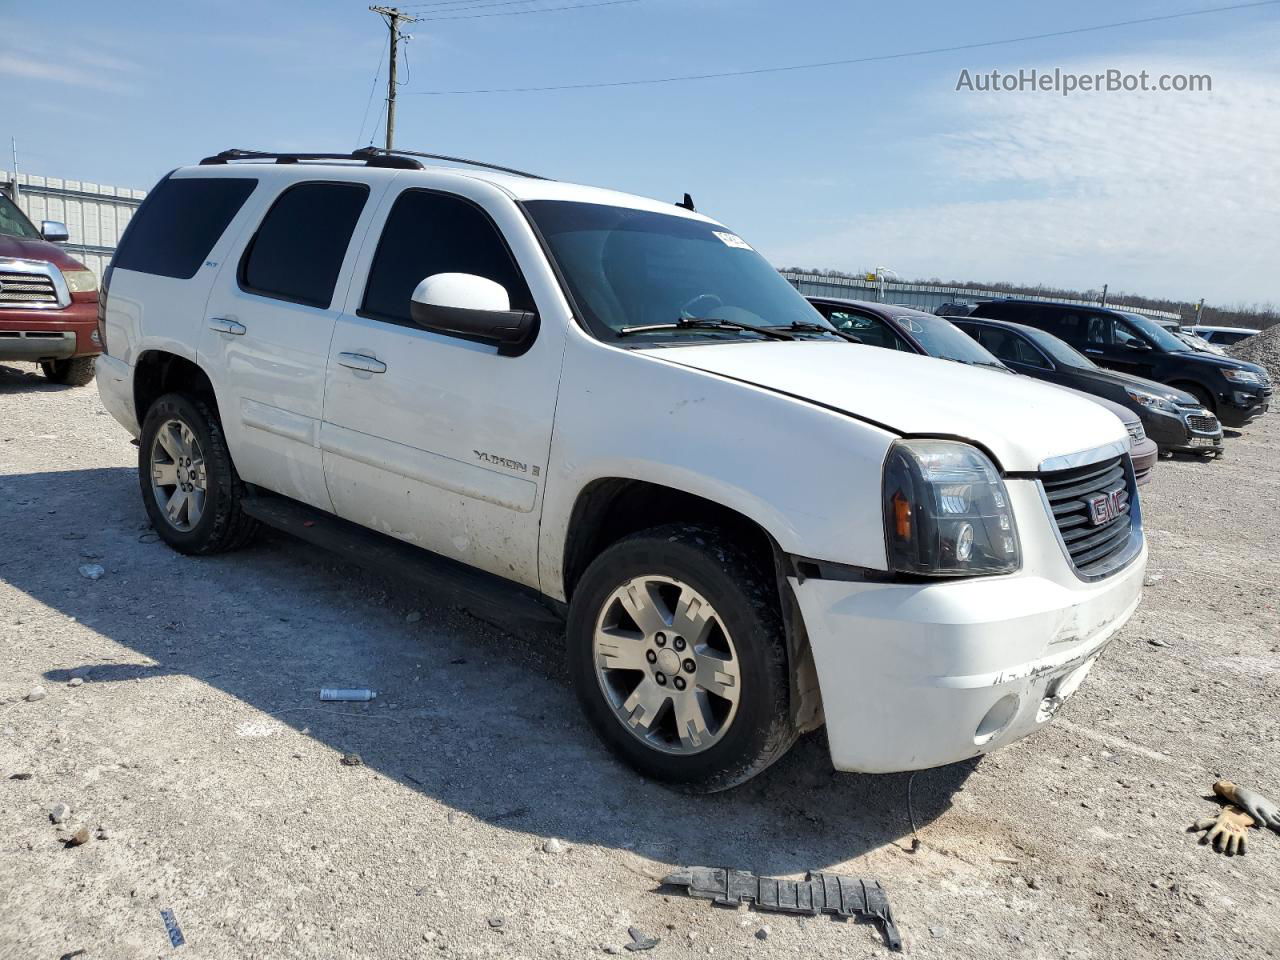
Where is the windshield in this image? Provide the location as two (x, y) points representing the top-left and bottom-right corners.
(1118, 311), (1191, 352)
(894, 312), (1006, 367)
(524, 200), (828, 340)
(0, 195), (41, 239)
(1021, 326), (1098, 369)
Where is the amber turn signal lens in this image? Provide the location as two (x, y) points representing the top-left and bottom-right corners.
(892, 491), (912, 539)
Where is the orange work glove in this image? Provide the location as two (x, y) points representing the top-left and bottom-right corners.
(1191, 805), (1255, 855)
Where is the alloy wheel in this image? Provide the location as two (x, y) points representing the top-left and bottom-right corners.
(592, 575), (742, 755)
(149, 418), (207, 532)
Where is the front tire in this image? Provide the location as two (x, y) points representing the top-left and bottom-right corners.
(567, 524), (796, 793)
(138, 393), (260, 555)
(40, 356), (96, 386)
(1185, 385), (1216, 414)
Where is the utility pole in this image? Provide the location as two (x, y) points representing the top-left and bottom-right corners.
(369, 6), (419, 151)
(1099, 283), (1108, 307)
(1195, 297), (1205, 326)
(9, 137), (18, 203)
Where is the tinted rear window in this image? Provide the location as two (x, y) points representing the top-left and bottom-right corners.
(240, 181), (369, 308)
(112, 177), (257, 280)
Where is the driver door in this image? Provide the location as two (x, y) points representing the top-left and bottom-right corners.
(319, 183), (563, 589)
(1084, 314), (1155, 377)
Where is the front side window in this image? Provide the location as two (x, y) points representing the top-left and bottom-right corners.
(240, 181), (369, 309)
(0, 195), (40, 239)
(113, 177), (257, 280)
(977, 327), (1050, 369)
(361, 190), (533, 327)
(1117, 311), (1190, 352)
(827, 310), (910, 350)
(523, 200), (824, 341)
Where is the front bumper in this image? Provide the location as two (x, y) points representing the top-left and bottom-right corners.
(0, 301), (100, 360)
(1216, 385), (1271, 427)
(1145, 404), (1222, 453)
(792, 477), (1146, 773)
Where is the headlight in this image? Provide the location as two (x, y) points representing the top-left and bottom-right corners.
(60, 268), (98, 294)
(1223, 367), (1262, 385)
(882, 439), (1020, 576)
(1125, 388), (1176, 414)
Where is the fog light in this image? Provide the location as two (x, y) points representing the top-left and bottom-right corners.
(974, 694), (1020, 745)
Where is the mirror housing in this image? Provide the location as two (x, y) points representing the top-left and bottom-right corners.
(409, 273), (537, 356)
(1123, 339), (1152, 352)
(41, 220), (70, 243)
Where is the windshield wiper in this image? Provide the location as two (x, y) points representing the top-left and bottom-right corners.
(617, 317), (797, 341)
(785, 321), (863, 344)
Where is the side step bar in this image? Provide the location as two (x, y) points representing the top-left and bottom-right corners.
(241, 492), (565, 627)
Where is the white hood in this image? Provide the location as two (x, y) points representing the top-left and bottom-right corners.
(642, 341), (1128, 472)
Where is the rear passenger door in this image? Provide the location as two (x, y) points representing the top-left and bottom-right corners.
(200, 176), (380, 511)
(320, 183), (564, 590)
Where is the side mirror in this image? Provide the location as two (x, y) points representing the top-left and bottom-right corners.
(41, 220), (70, 243)
(1123, 339), (1152, 351)
(409, 273), (537, 356)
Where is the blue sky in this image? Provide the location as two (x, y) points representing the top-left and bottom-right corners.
(3, 0), (1278, 306)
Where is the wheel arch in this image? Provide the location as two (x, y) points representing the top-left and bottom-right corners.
(560, 477), (823, 734)
(1167, 378), (1215, 411)
(133, 349), (218, 424)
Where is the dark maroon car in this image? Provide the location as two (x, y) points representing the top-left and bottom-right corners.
(0, 193), (101, 384)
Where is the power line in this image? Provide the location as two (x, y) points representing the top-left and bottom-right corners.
(410, 0), (1280, 94)
(355, 46), (385, 146)
(415, 0), (638, 22)
(400, 0), (555, 9)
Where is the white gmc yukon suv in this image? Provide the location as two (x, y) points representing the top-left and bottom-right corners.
(96, 149), (1147, 791)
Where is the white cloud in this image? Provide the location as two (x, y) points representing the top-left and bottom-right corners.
(771, 40), (1280, 306)
(0, 44), (142, 95)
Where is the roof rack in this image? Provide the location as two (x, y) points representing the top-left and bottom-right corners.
(198, 149), (423, 170)
(354, 147), (551, 180)
(197, 147), (551, 180)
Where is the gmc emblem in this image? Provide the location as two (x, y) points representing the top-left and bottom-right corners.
(1088, 488), (1126, 526)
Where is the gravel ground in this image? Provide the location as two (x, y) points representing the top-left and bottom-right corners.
(1229, 324), (1280, 382)
(2, 360), (1279, 960)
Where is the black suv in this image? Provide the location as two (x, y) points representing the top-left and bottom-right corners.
(950, 315), (1223, 456)
(968, 300), (1271, 428)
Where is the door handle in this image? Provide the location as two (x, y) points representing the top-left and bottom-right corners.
(1084, 348), (1103, 355)
(337, 352), (387, 374)
(209, 318), (246, 336)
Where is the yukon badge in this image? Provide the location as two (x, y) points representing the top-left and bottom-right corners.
(475, 450), (539, 477)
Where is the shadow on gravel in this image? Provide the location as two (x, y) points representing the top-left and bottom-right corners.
(0, 362), (73, 394)
(5, 465), (975, 875)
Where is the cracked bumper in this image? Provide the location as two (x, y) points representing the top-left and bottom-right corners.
(791, 541), (1146, 773)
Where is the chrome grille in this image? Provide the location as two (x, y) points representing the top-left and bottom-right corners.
(0, 271), (58, 306)
(1186, 414), (1219, 434)
(1040, 454), (1137, 578)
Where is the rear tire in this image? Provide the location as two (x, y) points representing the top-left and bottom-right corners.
(138, 393), (260, 555)
(40, 356), (96, 386)
(567, 523), (797, 793)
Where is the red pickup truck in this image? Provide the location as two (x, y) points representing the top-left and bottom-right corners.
(0, 192), (101, 385)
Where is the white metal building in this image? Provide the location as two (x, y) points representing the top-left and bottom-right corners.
(1, 170), (146, 280)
